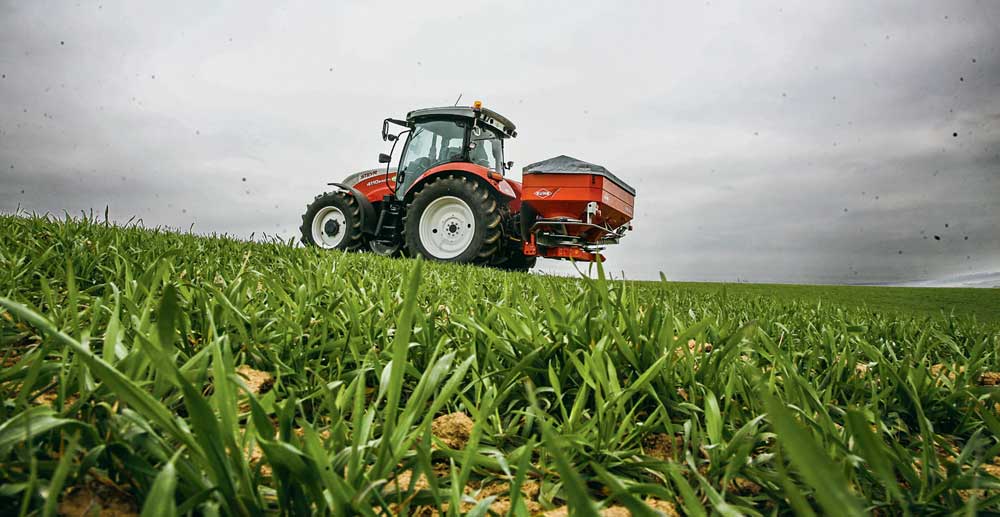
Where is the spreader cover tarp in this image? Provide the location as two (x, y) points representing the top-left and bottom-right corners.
(523, 155), (636, 196)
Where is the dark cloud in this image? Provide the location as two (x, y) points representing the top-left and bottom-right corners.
(1, 1), (997, 283)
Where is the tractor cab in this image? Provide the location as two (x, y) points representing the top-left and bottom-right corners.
(382, 103), (517, 199)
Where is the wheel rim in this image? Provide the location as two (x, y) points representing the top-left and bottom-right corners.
(311, 206), (347, 249)
(418, 195), (476, 259)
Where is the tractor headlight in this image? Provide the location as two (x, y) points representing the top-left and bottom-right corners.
(497, 180), (516, 198)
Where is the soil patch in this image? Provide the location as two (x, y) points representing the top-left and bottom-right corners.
(36, 391), (79, 411)
(463, 480), (543, 515)
(674, 339), (713, 359)
(58, 480), (138, 517)
(431, 412), (473, 449)
(236, 365), (274, 394)
(543, 498), (678, 516)
(930, 364), (1000, 387)
(979, 371), (1000, 386)
(642, 433), (682, 461)
(730, 477), (763, 495)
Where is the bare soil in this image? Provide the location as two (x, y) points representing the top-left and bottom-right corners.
(542, 498), (678, 516)
(58, 480), (138, 517)
(235, 365), (274, 394)
(431, 412), (474, 449)
(642, 433), (682, 461)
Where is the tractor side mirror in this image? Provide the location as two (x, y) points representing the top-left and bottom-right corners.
(378, 153), (391, 164)
(382, 117), (410, 141)
(505, 160), (514, 170)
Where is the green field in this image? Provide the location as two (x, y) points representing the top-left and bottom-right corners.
(657, 282), (1000, 328)
(1, 213), (998, 516)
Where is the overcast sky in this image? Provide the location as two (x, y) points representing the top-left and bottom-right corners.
(1, 1), (998, 284)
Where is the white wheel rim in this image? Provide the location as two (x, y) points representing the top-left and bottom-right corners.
(311, 206), (347, 249)
(419, 196), (476, 259)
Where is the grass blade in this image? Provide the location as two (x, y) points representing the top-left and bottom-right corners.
(761, 387), (865, 517)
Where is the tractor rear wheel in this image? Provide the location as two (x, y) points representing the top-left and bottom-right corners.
(403, 175), (502, 264)
(300, 191), (365, 251)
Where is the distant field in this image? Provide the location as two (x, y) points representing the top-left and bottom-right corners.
(659, 282), (1000, 327)
(1, 214), (998, 515)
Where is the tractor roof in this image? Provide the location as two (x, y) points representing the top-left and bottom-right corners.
(406, 106), (517, 138)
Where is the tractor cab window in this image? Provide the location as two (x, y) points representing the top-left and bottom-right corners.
(398, 119), (467, 196)
(470, 125), (503, 173)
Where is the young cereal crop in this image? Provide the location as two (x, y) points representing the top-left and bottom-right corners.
(0, 213), (998, 516)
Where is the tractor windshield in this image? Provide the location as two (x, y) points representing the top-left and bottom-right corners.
(469, 125), (503, 173)
(398, 119), (467, 195)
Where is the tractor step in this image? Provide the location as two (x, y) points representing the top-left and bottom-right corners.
(374, 195), (405, 243)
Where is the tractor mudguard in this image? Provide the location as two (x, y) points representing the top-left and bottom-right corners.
(327, 182), (377, 235)
(405, 163), (517, 202)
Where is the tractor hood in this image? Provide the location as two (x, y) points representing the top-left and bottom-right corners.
(341, 167), (396, 188)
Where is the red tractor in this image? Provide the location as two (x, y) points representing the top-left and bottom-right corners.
(300, 102), (635, 271)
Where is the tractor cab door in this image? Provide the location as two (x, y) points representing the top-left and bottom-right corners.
(469, 125), (504, 174)
(396, 118), (468, 199)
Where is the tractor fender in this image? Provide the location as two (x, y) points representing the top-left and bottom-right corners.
(404, 163), (516, 203)
(327, 182), (377, 235)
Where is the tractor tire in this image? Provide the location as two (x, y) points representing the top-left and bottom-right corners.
(299, 191), (366, 251)
(403, 175), (502, 264)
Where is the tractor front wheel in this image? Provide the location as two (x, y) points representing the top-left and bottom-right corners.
(403, 176), (501, 264)
(300, 191), (366, 251)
